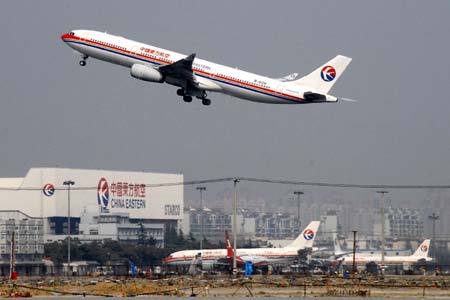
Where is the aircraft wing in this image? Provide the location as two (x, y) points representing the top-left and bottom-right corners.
(159, 53), (196, 83)
(158, 53), (222, 93)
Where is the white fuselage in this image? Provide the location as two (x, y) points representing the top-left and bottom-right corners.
(61, 30), (331, 104)
(166, 221), (321, 267)
(340, 254), (432, 265)
(165, 247), (300, 266)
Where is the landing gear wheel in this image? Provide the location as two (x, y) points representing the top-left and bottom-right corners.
(176, 89), (184, 96)
(202, 98), (211, 106)
(79, 55), (88, 67)
(183, 95), (192, 102)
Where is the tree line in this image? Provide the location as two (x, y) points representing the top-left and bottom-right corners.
(44, 228), (224, 267)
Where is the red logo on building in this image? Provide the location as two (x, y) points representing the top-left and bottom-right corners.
(97, 178), (109, 208)
(110, 182), (146, 198)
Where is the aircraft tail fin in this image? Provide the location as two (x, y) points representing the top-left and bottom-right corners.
(225, 230), (234, 258)
(293, 55), (352, 94)
(412, 239), (431, 258)
(333, 233), (345, 256)
(285, 221), (320, 249)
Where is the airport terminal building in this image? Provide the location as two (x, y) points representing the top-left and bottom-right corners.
(0, 168), (184, 246)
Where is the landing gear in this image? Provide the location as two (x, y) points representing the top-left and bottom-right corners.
(198, 91), (211, 106)
(202, 98), (211, 106)
(177, 89), (192, 102)
(79, 55), (88, 66)
(178, 88), (211, 105)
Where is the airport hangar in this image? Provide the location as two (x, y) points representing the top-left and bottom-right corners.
(0, 168), (184, 246)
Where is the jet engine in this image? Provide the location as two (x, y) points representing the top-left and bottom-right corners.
(130, 64), (164, 82)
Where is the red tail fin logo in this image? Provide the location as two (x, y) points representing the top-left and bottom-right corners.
(225, 230), (234, 258)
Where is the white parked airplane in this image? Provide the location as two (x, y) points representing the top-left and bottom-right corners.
(61, 30), (352, 106)
(164, 221), (320, 267)
(337, 239), (432, 265)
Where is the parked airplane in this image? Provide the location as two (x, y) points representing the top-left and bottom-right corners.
(164, 221), (320, 268)
(223, 230), (270, 267)
(61, 30), (352, 106)
(223, 225), (319, 267)
(337, 239), (432, 265)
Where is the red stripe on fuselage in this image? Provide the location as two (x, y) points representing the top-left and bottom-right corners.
(61, 34), (304, 102)
(165, 252), (297, 262)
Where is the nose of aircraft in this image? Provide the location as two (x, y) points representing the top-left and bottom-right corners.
(61, 32), (74, 42)
(61, 33), (69, 41)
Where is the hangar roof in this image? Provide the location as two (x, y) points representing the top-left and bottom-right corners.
(0, 178), (23, 188)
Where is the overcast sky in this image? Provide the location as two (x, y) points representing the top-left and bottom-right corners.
(0, 1), (449, 205)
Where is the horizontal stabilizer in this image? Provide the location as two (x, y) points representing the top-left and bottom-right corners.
(275, 73), (299, 82)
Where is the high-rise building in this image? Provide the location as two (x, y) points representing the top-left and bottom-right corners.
(0, 210), (44, 276)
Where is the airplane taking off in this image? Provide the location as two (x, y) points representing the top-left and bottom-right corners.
(336, 239), (432, 265)
(61, 30), (352, 106)
(164, 221), (320, 268)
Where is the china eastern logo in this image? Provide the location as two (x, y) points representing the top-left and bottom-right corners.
(420, 244), (428, 252)
(97, 178), (147, 210)
(303, 229), (315, 240)
(320, 65), (336, 82)
(42, 183), (55, 197)
(97, 178), (109, 209)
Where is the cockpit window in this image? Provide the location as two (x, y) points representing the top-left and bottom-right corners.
(69, 32), (75, 36)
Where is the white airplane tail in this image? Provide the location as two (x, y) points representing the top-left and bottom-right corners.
(285, 221), (320, 249)
(412, 239), (431, 258)
(333, 233), (345, 256)
(292, 55), (352, 94)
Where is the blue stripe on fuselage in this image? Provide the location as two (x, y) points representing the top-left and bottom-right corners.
(66, 40), (302, 103)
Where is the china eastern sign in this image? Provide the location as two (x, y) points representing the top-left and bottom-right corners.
(97, 177), (146, 211)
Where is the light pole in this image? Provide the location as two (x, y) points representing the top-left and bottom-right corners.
(428, 213), (439, 268)
(377, 190), (388, 275)
(63, 180), (75, 275)
(352, 230), (357, 276)
(232, 179), (239, 275)
(293, 191), (303, 232)
(196, 186), (206, 250)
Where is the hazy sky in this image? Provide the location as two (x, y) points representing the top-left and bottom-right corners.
(0, 1), (449, 205)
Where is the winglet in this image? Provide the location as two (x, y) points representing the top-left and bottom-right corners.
(159, 53), (196, 75)
(182, 53), (196, 67)
(186, 53), (196, 61)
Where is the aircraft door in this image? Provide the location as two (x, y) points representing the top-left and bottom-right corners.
(209, 67), (217, 79)
(276, 83), (285, 95)
(79, 31), (91, 42)
(130, 45), (140, 55)
(129, 45), (140, 62)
